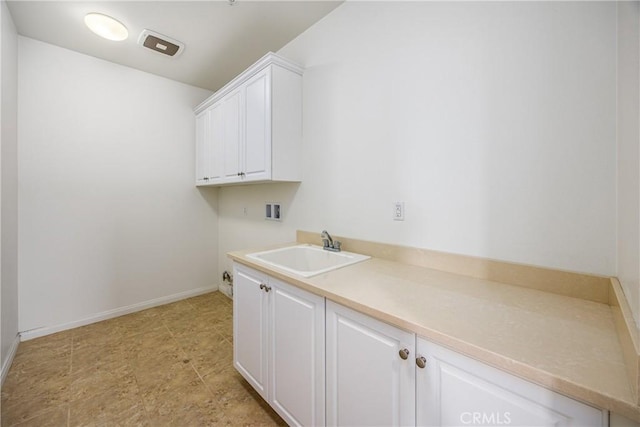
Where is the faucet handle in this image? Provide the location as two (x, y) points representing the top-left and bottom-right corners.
(322, 239), (330, 248)
(333, 241), (341, 250)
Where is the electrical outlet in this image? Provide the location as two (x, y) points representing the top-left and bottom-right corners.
(393, 202), (405, 221)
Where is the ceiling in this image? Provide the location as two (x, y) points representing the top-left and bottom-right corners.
(7, 1), (342, 91)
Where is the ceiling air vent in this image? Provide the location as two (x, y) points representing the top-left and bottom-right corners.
(138, 29), (184, 57)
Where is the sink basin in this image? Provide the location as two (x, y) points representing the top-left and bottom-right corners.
(246, 244), (370, 277)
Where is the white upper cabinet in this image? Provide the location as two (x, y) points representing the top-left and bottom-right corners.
(194, 53), (302, 186)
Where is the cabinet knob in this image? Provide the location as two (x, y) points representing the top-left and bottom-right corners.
(416, 356), (427, 369)
(259, 283), (271, 292)
(203, 177), (209, 180)
(399, 348), (410, 360)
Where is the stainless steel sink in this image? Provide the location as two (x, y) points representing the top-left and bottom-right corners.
(246, 244), (370, 277)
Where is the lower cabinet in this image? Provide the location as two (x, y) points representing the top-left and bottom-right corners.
(325, 301), (416, 426)
(233, 264), (325, 426)
(233, 264), (608, 427)
(416, 339), (607, 427)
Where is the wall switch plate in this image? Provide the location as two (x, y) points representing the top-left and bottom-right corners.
(393, 202), (405, 221)
(265, 203), (281, 221)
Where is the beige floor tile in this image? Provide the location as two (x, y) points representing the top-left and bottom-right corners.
(162, 310), (221, 337)
(71, 341), (129, 377)
(70, 370), (138, 403)
(68, 389), (146, 427)
(1, 381), (70, 426)
(188, 342), (234, 378)
(176, 329), (233, 375)
(12, 333), (72, 371)
(2, 362), (71, 421)
(142, 380), (220, 426)
(72, 318), (122, 341)
(113, 309), (165, 337)
(124, 329), (189, 375)
(148, 299), (197, 323)
(2, 291), (284, 427)
(134, 359), (202, 395)
(214, 320), (233, 343)
(7, 405), (68, 427)
(188, 292), (228, 311)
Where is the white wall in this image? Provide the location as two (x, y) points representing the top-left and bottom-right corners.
(219, 2), (617, 277)
(617, 1), (640, 327)
(18, 37), (217, 334)
(1, 0), (18, 372)
(218, 183), (299, 275)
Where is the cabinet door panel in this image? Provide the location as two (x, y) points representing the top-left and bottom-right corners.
(244, 68), (271, 181)
(233, 266), (268, 399)
(326, 301), (415, 427)
(222, 90), (242, 182)
(195, 110), (209, 183)
(270, 279), (324, 426)
(416, 338), (606, 427)
(208, 102), (223, 183)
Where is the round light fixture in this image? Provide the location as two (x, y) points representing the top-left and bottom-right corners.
(84, 13), (128, 41)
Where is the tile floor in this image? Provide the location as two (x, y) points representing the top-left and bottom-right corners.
(1, 291), (286, 426)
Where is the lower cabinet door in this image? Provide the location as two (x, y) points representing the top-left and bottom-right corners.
(233, 263), (325, 427)
(270, 278), (325, 426)
(416, 338), (607, 427)
(326, 301), (416, 427)
(233, 265), (269, 400)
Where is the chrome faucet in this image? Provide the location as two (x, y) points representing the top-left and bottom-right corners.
(321, 230), (341, 252)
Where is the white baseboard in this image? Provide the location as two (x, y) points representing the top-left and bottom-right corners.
(1, 334), (20, 386)
(19, 285), (219, 341)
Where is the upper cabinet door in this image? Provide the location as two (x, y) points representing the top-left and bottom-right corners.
(243, 67), (271, 182)
(195, 110), (210, 184)
(326, 301), (416, 427)
(221, 89), (243, 183)
(207, 101), (224, 184)
(416, 338), (607, 427)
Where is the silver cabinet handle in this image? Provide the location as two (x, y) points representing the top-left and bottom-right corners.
(416, 356), (427, 369)
(399, 348), (410, 360)
(259, 283), (271, 292)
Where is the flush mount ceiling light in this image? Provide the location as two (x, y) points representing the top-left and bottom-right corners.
(84, 13), (128, 41)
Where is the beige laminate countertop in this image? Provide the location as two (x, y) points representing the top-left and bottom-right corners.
(229, 243), (638, 421)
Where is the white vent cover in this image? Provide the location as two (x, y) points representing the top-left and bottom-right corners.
(137, 29), (184, 57)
